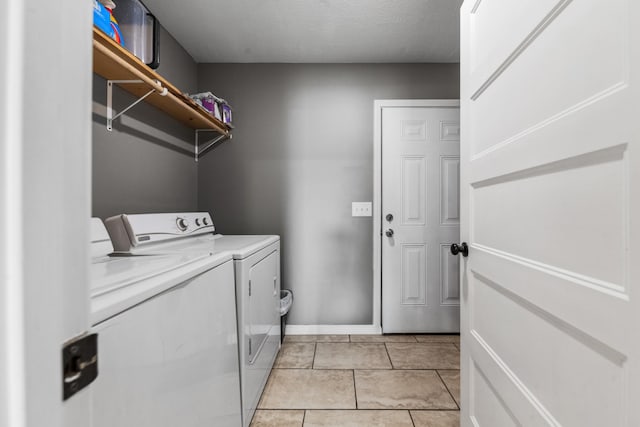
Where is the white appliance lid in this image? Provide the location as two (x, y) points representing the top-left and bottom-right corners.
(212, 235), (280, 259)
(91, 253), (204, 295)
(90, 251), (232, 325)
(119, 234), (279, 260)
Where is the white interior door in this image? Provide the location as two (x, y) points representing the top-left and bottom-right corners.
(460, 0), (639, 426)
(0, 1), (93, 427)
(380, 101), (461, 333)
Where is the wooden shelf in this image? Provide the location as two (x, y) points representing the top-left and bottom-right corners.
(92, 27), (230, 135)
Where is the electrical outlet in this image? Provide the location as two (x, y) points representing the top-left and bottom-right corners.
(352, 202), (372, 217)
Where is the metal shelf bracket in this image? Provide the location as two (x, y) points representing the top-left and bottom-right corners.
(194, 129), (232, 161)
(106, 79), (168, 131)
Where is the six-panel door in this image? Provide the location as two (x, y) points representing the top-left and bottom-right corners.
(382, 105), (461, 333)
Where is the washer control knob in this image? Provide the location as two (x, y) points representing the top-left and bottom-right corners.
(195, 218), (201, 226)
(203, 217), (209, 226)
(176, 217), (189, 231)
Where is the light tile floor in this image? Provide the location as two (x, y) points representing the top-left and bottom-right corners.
(253, 334), (460, 427)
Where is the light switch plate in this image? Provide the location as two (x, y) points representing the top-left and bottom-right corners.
(352, 202), (372, 217)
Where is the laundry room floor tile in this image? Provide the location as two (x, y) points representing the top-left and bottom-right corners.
(350, 334), (418, 343)
(354, 370), (457, 410)
(313, 343), (391, 369)
(284, 334), (350, 343)
(410, 410), (461, 427)
(414, 334), (460, 344)
(250, 410), (304, 427)
(386, 343), (459, 369)
(254, 335), (461, 421)
(303, 409), (414, 426)
(258, 369), (356, 409)
(437, 370), (460, 407)
(274, 343), (316, 369)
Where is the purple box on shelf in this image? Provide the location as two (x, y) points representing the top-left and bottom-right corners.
(189, 92), (222, 120)
(221, 104), (233, 125)
(189, 92), (233, 126)
(201, 98), (221, 120)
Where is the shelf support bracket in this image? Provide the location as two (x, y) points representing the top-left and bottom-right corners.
(194, 130), (232, 162)
(106, 79), (168, 131)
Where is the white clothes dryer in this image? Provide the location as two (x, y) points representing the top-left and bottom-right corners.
(89, 218), (242, 427)
(213, 234), (280, 427)
(105, 212), (281, 427)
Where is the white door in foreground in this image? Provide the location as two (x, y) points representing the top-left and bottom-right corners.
(380, 102), (461, 333)
(1, 1), (93, 426)
(460, 0), (639, 426)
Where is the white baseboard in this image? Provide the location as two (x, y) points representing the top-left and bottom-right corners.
(285, 324), (382, 335)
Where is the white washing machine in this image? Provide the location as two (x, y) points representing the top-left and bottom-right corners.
(104, 212), (281, 427)
(89, 218), (242, 427)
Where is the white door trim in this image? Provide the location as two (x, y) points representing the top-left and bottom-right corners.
(285, 324), (382, 336)
(1, 1), (93, 426)
(373, 99), (461, 330)
(1, 3), (27, 424)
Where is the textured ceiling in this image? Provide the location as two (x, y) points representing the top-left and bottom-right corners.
(141, 0), (464, 63)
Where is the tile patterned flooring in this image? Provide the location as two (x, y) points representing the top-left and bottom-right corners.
(252, 334), (460, 427)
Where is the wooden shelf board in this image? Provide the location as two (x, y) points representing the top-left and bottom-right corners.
(92, 27), (229, 134)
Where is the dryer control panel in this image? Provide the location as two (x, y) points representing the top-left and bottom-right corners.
(105, 212), (215, 252)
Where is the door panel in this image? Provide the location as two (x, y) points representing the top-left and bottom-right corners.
(470, 0), (581, 97)
(440, 157), (460, 225)
(401, 119), (427, 140)
(473, 151), (627, 284)
(402, 157), (427, 224)
(440, 121), (461, 142)
(401, 244), (427, 305)
(469, 361), (519, 427)
(248, 250), (278, 363)
(470, 0), (628, 157)
(382, 105), (461, 333)
(471, 275), (626, 426)
(461, 0), (639, 425)
(440, 245), (460, 305)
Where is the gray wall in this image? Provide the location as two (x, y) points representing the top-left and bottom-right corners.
(197, 64), (460, 325)
(92, 27), (199, 219)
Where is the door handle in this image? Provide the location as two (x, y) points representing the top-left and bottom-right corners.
(385, 229), (394, 237)
(450, 242), (469, 257)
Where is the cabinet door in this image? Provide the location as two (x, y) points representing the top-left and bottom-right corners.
(248, 250), (279, 363)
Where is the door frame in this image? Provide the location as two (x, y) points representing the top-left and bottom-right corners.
(1, 1), (93, 426)
(373, 99), (461, 329)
